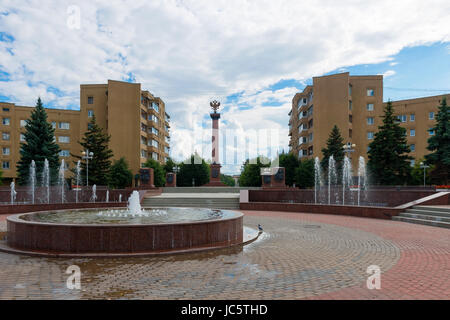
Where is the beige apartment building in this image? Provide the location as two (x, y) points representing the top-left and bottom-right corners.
(0, 80), (170, 183)
(288, 72), (449, 168)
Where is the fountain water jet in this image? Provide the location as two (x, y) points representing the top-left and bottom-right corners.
(342, 156), (353, 206)
(106, 190), (109, 203)
(42, 159), (50, 204)
(91, 184), (97, 203)
(314, 157), (322, 204)
(328, 156), (337, 205)
(75, 160), (81, 203)
(10, 181), (16, 205)
(29, 160), (36, 204)
(58, 160), (66, 203)
(357, 156), (367, 206)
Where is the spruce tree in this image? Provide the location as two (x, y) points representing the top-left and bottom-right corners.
(72, 115), (113, 186)
(108, 157), (133, 189)
(17, 98), (60, 185)
(367, 100), (412, 185)
(425, 97), (450, 184)
(320, 125), (345, 172)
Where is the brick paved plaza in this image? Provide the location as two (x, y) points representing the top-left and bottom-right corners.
(0, 210), (449, 300)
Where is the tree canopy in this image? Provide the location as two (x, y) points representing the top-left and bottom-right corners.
(17, 98), (60, 185)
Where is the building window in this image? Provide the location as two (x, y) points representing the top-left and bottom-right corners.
(58, 136), (70, 143)
(348, 101), (352, 110)
(2, 117), (10, 125)
(165, 146), (170, 153)
(87, 96), (94, 104)
(152, 152), (158, 160)
(397, 115), (407, 122)
(349, 129), (352, 138)
(88, 110), (94, 117)
(141, 149), (148, 158)
(2, 161), (10, 169)
(367, 89), (374, 96)
(151, 127), (159, 136)
(410, 129), (415, 137)
(309, 133), (313, 142)
(410, 160), (415, 167)
(410, 114), (415, 122)
(410, 144), (415, 152)
(429, 112), (434, 120)
(51, 121), (56, 129)
(141, 136), (148, 145)
(2, 107), (9, 112)
(20, 133), (25, 142)
(349, 115), (352, 123)
(367, 132), (374, 140)
(148, 115), (158, 123)
(2, 132), (10, 140)
(366, 103), (374, 111)
(20, 119), (27, 127)
(151, 139), (159, 148)
(2, 147), (10, 155)
(59, 150), (70, 157)
(58, 122), (70, 130)
(429, 128), (435, 135)
(367, 146), (371, 152)
(367, 117), (374, 125)
(349, 84), (352, 95)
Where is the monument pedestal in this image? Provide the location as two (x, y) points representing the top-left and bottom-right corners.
(139, 168), (155, 188)
(204, 163), (227, 187)
(165, 173), (176, 187)
(261, 167), (287, 189)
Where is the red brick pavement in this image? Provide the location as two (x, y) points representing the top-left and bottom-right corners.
(242, 210), (450, 300)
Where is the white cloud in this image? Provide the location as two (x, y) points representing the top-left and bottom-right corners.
(0, 0), (449, 173)
(380, 70), (396, 78)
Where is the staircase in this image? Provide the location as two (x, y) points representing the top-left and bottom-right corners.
(393, 206), (450, 229)
(141, 193), (240, 209)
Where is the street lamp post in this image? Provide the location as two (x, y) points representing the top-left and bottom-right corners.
(173, 165), (179, 188)
(343, 142), (356, 157)
(420, 162), (430, 186)
(82, 150), (94, 186)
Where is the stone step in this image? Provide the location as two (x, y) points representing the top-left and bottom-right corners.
(161, 187), (259, 194)
(413, 206), (450, 213)
(405, 208), (450, 218)
(399, 212), (450, 223)
(392, 216), (450, 229)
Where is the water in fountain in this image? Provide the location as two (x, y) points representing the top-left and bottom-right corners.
(58, 160), (66, 203)
(91, 184), (97, 202)
(106, 190), (109, 203)
(75, 160), (81, 203)
(342, 156), (353, 205)
(127, 190), (143, 216)
(29, 160), (36, 204)
(357, 156), (368, 206)
(314, 157), (322, 204)
(10, 181), (16, 204)
(119, 194), (122, 202)
(42, 159), (50, 204)
(328, 156), (337, 204)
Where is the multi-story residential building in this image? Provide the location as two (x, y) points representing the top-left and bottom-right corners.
(288, 72), (449, 169)
(0, 80), (170, 184)
(80, 80), (170, 176)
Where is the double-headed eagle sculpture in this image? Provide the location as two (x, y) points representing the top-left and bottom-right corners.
(210, 100), (220, 113)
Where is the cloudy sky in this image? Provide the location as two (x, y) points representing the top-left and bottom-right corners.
(1, 1), (449, 174)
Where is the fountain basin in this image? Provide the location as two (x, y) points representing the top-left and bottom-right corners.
(5, 207), (245, 257)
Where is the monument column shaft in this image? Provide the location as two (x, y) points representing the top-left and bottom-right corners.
(210, 113), (220, 164)
(212, 117), (219, 163)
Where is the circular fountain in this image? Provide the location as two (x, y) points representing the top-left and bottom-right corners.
(4, 191), (247, 257)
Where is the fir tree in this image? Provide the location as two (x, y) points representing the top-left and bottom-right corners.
(143, 158), (166, 187)
(16, 98), (60, 185)
(425, 97), (450, 184)
(367, 100), (412, 185)
(320, 125), (345, 172)
(72, 115), (113, 186)
(276, 152), (300, 186)
(108, 157), (133, 189)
